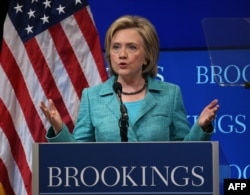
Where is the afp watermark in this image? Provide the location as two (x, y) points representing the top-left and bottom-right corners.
(224, 179), (250, 195)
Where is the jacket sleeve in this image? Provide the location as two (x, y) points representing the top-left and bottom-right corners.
(72, 88), (96, 141)
(170, 85), (212, 141)
(46, 88), (95, 142)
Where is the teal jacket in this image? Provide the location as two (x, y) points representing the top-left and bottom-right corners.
(46, 76), (211, 142)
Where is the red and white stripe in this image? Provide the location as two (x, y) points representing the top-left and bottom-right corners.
(0, 5), (107, 195)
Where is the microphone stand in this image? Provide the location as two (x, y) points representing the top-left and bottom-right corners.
(113, 81), (129, 142)
(117, 94), (129, 142)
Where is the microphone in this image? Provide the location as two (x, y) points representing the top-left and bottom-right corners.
(113, 81), (129, 142)
(113, 81), (122, 98)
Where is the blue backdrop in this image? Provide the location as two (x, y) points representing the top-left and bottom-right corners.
(89, 0), (250, 50)
(89, 0), (250, 179)
(158, 50), (250, 179)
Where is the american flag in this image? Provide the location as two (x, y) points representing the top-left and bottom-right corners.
(0, 0), (107, 194)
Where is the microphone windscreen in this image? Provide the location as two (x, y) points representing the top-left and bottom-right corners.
(113, 82), (122, 93)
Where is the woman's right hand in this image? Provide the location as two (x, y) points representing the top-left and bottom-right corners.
(40, 99), (63, 134)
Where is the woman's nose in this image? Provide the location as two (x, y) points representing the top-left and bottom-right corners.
(118, 47), (127, 58)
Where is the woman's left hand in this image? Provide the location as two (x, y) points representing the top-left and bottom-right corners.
(198, 99), (219, 128)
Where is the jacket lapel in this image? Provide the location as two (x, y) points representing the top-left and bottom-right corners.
(133, 91), (157, 124)
(133, 77), (161, 124)
(99, 76), (121, 120)
(106, 95), (121, 120)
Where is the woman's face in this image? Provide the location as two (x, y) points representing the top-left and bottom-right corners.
(109, 28), (146, 79)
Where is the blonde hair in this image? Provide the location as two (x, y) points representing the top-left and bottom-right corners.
(105, 15), (159, 78)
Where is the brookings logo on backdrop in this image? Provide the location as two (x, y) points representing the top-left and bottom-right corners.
(187, 114), (247, 134)
(196, 64), (250, 85)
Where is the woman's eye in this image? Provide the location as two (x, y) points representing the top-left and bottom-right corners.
(111, 45), (120, 53)
(111, 45), (120, 50)
(128, 45), (137, 51)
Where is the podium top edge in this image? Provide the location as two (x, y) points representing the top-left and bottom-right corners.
(33, 141), (219, 145)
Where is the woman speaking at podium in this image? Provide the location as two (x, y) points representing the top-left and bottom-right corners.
(40, 15), (219, 142)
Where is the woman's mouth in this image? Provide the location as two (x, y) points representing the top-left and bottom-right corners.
(119, 63), (128, 68)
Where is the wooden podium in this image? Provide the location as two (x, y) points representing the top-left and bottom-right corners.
(32, 141), (219, 195)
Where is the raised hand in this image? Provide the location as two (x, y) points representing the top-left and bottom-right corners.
(40, 99), (63, 134)
(198, 99), (219, 128)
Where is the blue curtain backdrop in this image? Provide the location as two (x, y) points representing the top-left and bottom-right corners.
(89, 0), (250, 179)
